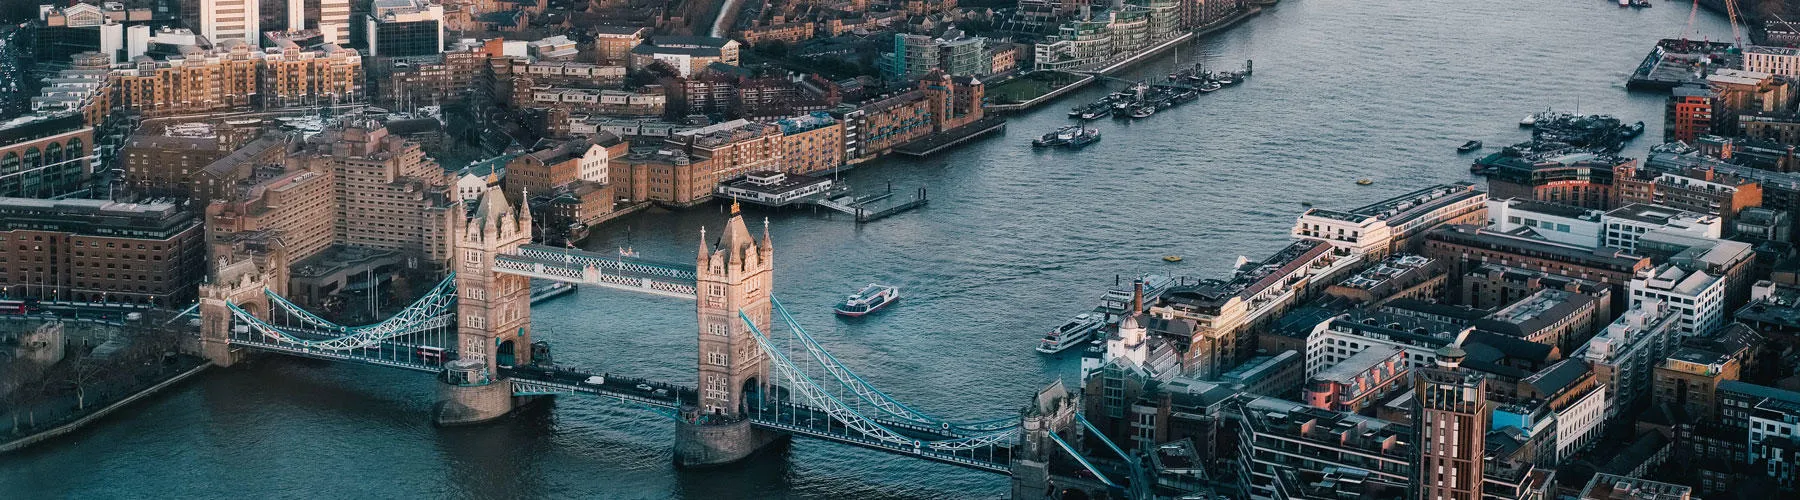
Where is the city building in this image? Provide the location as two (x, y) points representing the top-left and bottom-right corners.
(121, 130), (231, 198)
(1745, 45), (1800, 78)
(1507, 358), (1608, 462)
(526, 35), (578, 62)
(1301, 344), (1408, 413)
(1613, 162), (1762, 227)
(0, 197), (206, 306)
(365, 0), (444, 58)
(188, 134), (291, 204)
(1667, 85), (1717, 144)
(184, 0), (261, 43)
(1473, 288), (1599, 352)
(502, 136), (620, 203)
(1322, 253), (1444, 306)
(1423, 224), (1652, 307)
(593, 26), (648, 64)
(1152, 240), (1359, 377)
(1475, 150), (1630, 210)
(31, 3), (130, 66)
(297, 119), (455, 262)
(1414, 345), (1489, 500)
(1578, 474), (1693, 500)
(1601, 203), (1722, 253)
(1461, 264), (1614, 319)
(628, 36), (740, 77)
(1486, 198), (1604, 249)
(1653, 347), (1742, 422)
(0, 113), (95, 199)
(1291, 182), (1487, 257)
(1630, 261), (1731, 337)
(885, 29), (988, 81)
(774, 112), (844, 175)
(1031, 0), (1184, 72)
(1735, 206), (1791, 241)
(1573, 299), (1681, 419)
(205, 169), (336, 264)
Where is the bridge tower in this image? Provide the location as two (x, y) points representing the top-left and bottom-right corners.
(195, 235), (288, 368)
(674, 201), (786, 466)
(436, 187), (534, 425)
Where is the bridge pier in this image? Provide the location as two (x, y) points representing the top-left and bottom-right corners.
(672, 418), (787, 467)
(434, 362), (516, 425)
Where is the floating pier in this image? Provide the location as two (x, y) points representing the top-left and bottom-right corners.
(806, 183), (929, 223)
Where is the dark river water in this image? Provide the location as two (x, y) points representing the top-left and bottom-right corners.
(0, 1), (1731, 498)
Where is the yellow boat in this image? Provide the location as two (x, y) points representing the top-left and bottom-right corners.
(1163, 255), (1183, 263)
(1355, 178), (1373, 185)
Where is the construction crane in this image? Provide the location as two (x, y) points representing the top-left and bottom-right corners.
(1724, 0), (1745, 48)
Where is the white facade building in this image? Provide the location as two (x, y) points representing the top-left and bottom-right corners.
(1630, 264), (1728, 336)
(1602, 203), (1722, 253)
(197, 0), (260, 43)
(1487, 198), (1604, 248)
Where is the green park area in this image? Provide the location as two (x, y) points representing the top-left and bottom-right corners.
(986, 71), (1087, 105)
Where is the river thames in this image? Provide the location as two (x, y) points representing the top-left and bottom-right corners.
(0, 1), (1732, 498)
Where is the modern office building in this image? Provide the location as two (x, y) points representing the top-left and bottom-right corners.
(365, 0), (443, 57)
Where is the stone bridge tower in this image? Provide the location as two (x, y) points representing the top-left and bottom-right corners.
(436, 187), (533, 425)
(674, 202), (785, 466)
(195, 234), (288, 368)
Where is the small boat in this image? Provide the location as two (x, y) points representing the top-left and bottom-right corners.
(1068, 107), (1084, 118)
(1079, 106), (1111, 120)
(1163, 255), (1183, 262)
(1356, 178), (1374, 185)
(1037, 313), (1104, 354)
(1623, 121), (1646, 138)
(835, 283), (900, 317)
(1457, 140), (1483, 153)
(1216, 75), (1238, 86)
(1632, 0), (1651, 7)
(1066, 128), (1101, 149)
(1618, 0), (1629, 6)
(1033, 125), (1080, 147)
(1198, 81), (1221, 93)
(1129, 105), (1156, 119)
(1519, 114), (1537, 127)
(1301, 201), (1314, 207)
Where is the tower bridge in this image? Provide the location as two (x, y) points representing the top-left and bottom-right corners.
(192, 188), (1131, 497)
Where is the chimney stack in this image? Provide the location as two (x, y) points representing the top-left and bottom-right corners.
(1131, 278), (1144, 313)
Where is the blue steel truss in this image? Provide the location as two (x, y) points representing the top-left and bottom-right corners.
(740, 309), (1019, 455)
(262, 273), (458, 333)
(769, 297), (1018, 434)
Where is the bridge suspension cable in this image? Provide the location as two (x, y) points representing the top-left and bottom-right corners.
(741, 309), (1018, 453)
(768, 297), (1019, 434)
(262, 272), (458, 333)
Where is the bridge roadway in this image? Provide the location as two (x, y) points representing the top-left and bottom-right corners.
(501, 364), (1014, 474)
(230, 337), (453, 373)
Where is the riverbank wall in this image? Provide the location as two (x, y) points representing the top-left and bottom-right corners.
(0, 362), (212, 454)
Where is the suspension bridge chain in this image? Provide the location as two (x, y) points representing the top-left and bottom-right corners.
(768, 297), (1019, 434)
(739, 309), (1019, 455)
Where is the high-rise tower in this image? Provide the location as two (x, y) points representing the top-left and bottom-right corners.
(1414, 343), (1488, 500)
